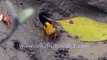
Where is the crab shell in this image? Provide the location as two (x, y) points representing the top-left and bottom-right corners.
(0, 14), (11, 25)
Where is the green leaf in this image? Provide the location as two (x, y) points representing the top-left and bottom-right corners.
(19, 8), (34, 23)
(57, 17), (107, 42)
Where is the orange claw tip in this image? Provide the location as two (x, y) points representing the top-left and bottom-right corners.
(0, 14), (12, 25)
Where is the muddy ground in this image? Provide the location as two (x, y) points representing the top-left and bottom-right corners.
(0, 0), (107, 60)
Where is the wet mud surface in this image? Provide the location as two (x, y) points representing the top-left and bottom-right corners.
(0, 0), (107, 60)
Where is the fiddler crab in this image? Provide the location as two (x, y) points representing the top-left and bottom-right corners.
(0, 14), (12, 27)
(38, 12), (64, 42)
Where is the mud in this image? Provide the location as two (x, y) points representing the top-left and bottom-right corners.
(0, 0), (107, 60)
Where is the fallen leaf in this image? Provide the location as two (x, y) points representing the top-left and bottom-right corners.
(57, 17), (107, 42)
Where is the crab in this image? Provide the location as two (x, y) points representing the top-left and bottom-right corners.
(45, 20), (63, 41)
(38, 12), (64, 42)
(0, 14), (11, 26)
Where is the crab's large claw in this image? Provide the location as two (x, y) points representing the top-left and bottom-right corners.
(44, 22), (57, 36)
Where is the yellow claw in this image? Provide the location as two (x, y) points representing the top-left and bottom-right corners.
(44, 22), (57, 36)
